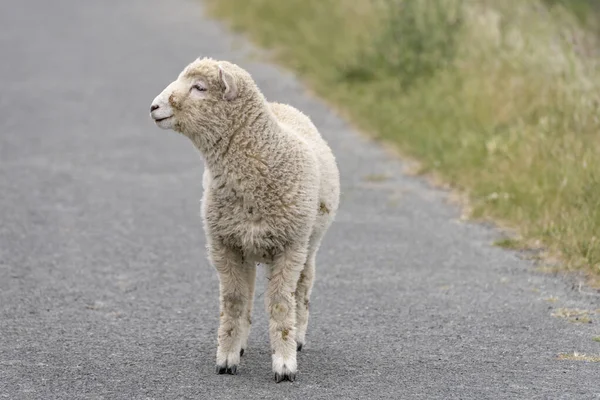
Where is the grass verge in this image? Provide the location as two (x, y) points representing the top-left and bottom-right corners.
(205, 0), (600, 284)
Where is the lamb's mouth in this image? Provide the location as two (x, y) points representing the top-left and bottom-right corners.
(154, 116), (173, 123)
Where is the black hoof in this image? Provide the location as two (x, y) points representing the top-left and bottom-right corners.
(240, 348), (245, 357)
(274, 371), (296, 383)
(216, 364), (238, 375)
(296, 343), (303, 352)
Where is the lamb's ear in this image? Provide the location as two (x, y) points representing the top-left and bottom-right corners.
(218, 64), (238, 101)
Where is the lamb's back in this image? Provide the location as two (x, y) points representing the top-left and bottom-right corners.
(269, 102), (340, 220)
(270, 102), (322, 145)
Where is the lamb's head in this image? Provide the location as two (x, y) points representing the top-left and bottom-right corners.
(149, 58), (257, 137)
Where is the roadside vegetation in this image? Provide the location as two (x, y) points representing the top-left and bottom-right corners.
(206, 0), (600, 283)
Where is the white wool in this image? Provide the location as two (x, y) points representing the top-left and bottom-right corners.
(150, 57), (340, 382)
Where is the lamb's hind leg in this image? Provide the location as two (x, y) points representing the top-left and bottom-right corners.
(295, 251), (316, 352)
(239, 262), (256, 357)
(210, 243), (252, 375)
(266, 245), (306, 382)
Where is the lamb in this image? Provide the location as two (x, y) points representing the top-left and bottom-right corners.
(149, 57), (340, 382)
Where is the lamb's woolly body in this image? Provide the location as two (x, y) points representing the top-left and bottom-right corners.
(150, 58), (340, 382)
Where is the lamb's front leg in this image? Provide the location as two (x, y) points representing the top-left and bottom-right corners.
(210, 244), (251, 375)
(265, 246), (306, 382)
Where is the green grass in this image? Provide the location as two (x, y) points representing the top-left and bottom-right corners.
(494, 238), (525, 251)
(542, 0), (600, 27)
(206, 0), (600, 283)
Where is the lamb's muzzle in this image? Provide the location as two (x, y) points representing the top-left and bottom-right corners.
(149, 81), (177, 129)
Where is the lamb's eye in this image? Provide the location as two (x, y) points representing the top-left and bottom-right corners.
(193, 84), (207, 92)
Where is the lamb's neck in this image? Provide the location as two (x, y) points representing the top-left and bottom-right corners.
(195, 108), (280, 178)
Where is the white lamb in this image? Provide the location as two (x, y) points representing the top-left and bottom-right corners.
(149, 57), (340, 382)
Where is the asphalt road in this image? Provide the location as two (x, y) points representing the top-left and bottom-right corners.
(1, 0), (599, 399)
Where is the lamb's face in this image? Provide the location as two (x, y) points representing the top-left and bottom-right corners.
(149, 58), (239, 134)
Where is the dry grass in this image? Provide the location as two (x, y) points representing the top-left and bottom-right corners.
(363, 174), (391, 183)
(557, 352), (600, 362)
(551, 308), (596, 324)
(206, 0), (600, 282)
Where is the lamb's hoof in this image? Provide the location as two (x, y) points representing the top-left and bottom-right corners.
(296, 343), (303, 352)
(216, 364), (238, 375)
(274, 371), (296, 383)
(272, 354), (297, 383)
(240, 348), (245, 357)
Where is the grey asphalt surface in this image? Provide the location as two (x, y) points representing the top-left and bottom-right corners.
(1, 0), (599, 399)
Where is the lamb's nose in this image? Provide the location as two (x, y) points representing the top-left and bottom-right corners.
(150, 104), (159, 112)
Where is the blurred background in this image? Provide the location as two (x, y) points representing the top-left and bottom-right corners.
(2, 0), (600, 397)
(208, 0), (600, 283)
